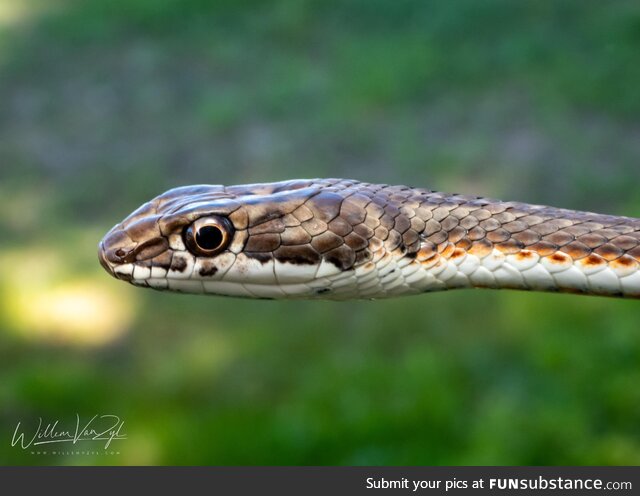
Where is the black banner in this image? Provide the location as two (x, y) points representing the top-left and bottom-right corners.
(1, 466), (638, 495)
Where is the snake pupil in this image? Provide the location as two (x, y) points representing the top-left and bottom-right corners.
(196, 225), (224, 251)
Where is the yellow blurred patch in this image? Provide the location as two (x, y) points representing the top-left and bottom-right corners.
(1, 248), (136, 347)
(0, 0), (50, 27)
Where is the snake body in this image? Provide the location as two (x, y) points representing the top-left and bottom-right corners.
(99, 179), (640, 299)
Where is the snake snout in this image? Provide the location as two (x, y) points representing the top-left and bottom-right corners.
(98, 240), (127, 281)
(98, 228), (140, 281)
(100, 230), (137, 263)
(98, 241), (112, 273)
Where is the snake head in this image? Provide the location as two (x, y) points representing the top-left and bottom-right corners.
(98, 179), (383, 299)
(98, 184), (230, 282)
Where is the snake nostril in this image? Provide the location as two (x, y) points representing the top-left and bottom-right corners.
(115, 248), (127, 258)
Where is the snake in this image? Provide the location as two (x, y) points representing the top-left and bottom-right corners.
(98, 178), (640, 300)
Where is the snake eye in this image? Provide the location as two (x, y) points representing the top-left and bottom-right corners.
(184, 216), (234, 256)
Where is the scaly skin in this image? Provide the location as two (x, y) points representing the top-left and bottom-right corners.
(98, 179), (640, 299)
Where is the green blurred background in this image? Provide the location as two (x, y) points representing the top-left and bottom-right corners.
(1, 0), (640, 465)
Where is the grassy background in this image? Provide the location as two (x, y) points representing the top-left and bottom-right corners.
(1, 0), (639, 465)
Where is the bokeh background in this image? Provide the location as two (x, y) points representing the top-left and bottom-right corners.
(1, 0), (640, 465)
